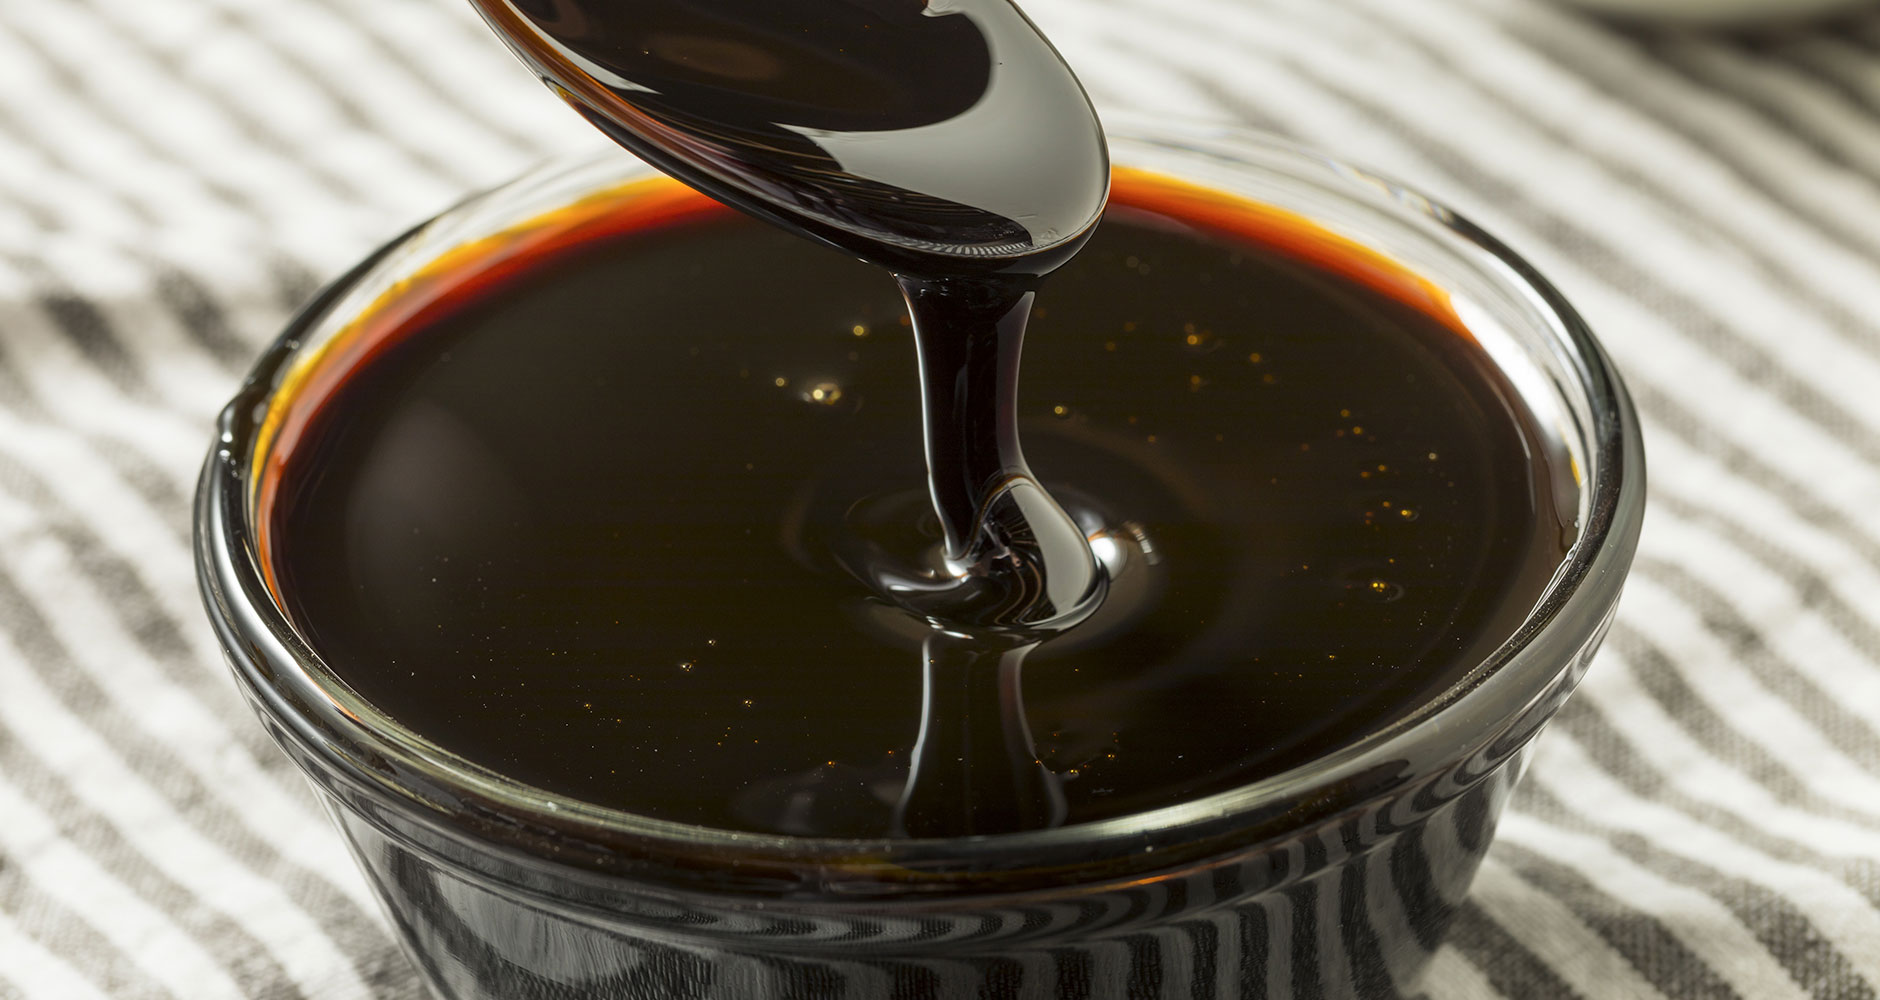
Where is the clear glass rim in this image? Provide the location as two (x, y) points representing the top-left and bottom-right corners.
(196, 117), (1645, 895)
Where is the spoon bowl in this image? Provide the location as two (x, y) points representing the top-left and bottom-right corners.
(469, 0), (1110, 276)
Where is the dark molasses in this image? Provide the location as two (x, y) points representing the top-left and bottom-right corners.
(472, 0), (1114, 636)
(262, 172), (1574, 838)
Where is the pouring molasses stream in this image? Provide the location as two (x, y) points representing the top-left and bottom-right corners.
(468, 0), (1110, 631)
(466, 0), (1110, 834)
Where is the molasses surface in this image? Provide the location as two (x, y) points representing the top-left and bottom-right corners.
(265, 174), (1574, 838)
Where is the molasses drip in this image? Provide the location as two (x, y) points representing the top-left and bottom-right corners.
(462, 0), (1118, 831)
(468, 0), (1110, 636)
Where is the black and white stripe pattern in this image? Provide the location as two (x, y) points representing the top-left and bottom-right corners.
(4, 0), (1879, 995)
(305, 735), (1528, 1000)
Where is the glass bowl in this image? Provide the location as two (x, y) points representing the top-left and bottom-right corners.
(195, 118), (1645, 1000)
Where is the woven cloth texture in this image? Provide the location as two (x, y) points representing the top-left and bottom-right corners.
(3, 0), (1880, 997)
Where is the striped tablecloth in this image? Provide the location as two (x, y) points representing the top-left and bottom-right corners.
(4, 0), (1880, 996)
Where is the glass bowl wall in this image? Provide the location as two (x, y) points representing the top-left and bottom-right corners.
(196, 120), (1644, 1000)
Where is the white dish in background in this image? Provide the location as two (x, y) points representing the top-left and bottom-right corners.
(1556, 0), (1870, 21)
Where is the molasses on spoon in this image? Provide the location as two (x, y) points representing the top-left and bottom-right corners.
(474, 0), (1108, 272)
